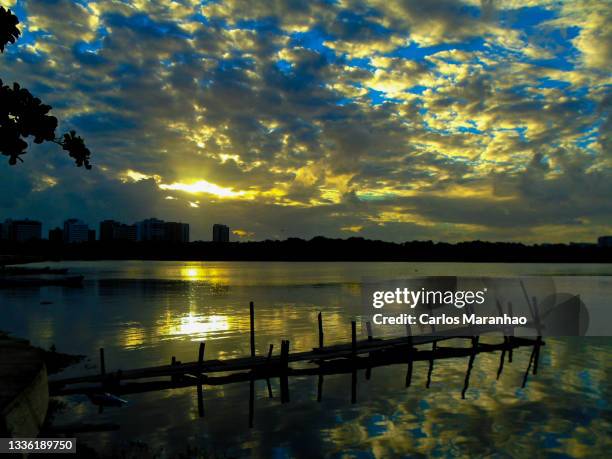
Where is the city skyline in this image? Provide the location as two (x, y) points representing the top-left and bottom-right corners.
(2, 215), (611, 246)
(0, 1), (610, 243)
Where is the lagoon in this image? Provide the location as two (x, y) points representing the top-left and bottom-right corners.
(1, 261), (610, 457)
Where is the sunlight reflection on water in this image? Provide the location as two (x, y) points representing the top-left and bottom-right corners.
(0, 261), (610, 457)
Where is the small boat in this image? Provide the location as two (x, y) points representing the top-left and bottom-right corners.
(87, 392), (128, 407)
(0, 275), (84, 288)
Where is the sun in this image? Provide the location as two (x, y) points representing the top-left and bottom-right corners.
(159, 180), (245, 198)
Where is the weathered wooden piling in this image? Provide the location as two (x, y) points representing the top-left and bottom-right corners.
(351, 321), (357, 357)
(405, 360), (413, 387)
(533, 336), (542, 375)
(198, 342), (205, 371)
(318, 312), (324, 348)
(426, 357), (434, 388)
(280, 340), (289, 369)
(496, 339), (506, 380)
(508, 301), (514, 363)
(250, 301), (256, 358)
(280, 340), (290, 403)
(461, 336), (479, 399)
(197, 342), (205, 417)
(522, 345), (536, 388)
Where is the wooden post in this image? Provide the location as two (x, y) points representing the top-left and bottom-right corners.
(265, 345), (273, 397)
(317, 374), (324, 402)
(280, 340), (290, 403)
(99, 348), (106, 377)
(198, 342), (205, 368)
(533, 337), (542, 375)
(366, 321), (373, 341)
(461, 336), (479, 399)
(250, 301), (255, 358)
(496, 342), (506, 380)
(405, 359), (413, 388)
(522, 342), (537, 388)
(197, 342), (205, 418)
(351, 321), (357, 357)
(280, 340), (285, 367)
(318, 312), (324, 349)
(508, 302), (514, 363)
(280, 340), (289, 370)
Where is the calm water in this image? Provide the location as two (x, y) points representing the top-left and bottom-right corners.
(1, 261), (611, 457)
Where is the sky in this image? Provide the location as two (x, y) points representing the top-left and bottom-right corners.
(0, 0), (610, 242)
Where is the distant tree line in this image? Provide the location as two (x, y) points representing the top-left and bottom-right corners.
(1, 237), (610, 263)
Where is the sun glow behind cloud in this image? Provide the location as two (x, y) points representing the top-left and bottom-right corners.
(159, 180), (247, 198)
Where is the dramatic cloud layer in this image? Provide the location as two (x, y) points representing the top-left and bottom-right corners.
(1, 0), (610, 242)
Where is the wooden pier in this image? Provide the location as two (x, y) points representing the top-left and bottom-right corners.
(49, 302), (545, 408)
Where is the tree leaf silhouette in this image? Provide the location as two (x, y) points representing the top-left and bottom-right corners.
(0, 6), (20, 53)
(0, 9), (92, 169)
(61, 130), (92, 169)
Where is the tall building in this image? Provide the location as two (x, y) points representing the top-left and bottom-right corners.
(212, 224), (230, 243)
(1, 219), (42, 242)
(136, 218), (166, 241)
(164, 222), (189, 243)
(100, 220), (137, 241)
(598, 236), (612, 248)
(63, 219), (90, 244)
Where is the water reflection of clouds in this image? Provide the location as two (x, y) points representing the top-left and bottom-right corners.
(3, 262), (610, 456)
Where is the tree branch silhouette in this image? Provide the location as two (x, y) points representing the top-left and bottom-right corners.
(0, 6), (91, 169)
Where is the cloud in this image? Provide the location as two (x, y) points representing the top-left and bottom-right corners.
(0, 0), (610, 242)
